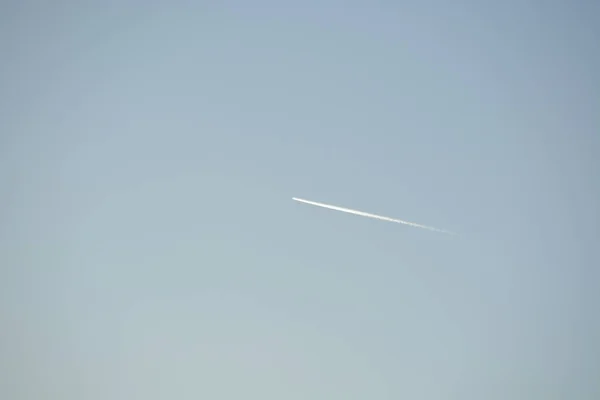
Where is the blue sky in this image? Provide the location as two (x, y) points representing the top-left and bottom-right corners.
(2, 1), (599, 398)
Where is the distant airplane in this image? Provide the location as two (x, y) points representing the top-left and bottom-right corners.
(293, 197), (455, 235)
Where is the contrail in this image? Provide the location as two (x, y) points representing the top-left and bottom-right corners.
(292, 197), (455, 235)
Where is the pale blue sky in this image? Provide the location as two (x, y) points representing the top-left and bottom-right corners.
(1, 1), (599, 399)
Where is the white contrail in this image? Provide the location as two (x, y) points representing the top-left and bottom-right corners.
(292, 197), (455, 235)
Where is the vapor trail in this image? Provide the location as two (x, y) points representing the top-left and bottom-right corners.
(292, 197), (455, 235)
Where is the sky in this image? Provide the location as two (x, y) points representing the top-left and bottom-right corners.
(1, 1), (599, 399)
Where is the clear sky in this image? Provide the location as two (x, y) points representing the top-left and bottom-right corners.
(1, 1), (599, 398)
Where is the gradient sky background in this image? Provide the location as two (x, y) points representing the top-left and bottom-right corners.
(1, 1), (599, 399)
